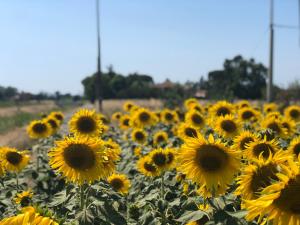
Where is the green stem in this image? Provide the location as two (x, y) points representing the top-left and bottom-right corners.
(16, 173), (19, 190)
(161, 173), (166, 225)
(126, 195), (129, 223)
(80, 185), (85, 210)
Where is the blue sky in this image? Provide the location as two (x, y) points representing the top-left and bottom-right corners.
(0, 0), (299, 94)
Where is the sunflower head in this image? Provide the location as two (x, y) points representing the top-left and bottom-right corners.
(14, 190), (33, 207)
(245, 160), (300, 225)
(185, 110), (205, 128)
(245, 138), (280, 160)
(119, 115), (131, 130)
(184, 98), (199, 110)
(107, 173), (131, 195)
(236, 100), (251, 109)
(132, 128), (147, 144)
(149, 148), (172, 170)
(161, 109), (179, 124)
(131, 108), (155, 128)
(0, 147), (30, 173)
(123, 101), (135, 112)
(69, 109), (103, 137)
(103, 139), (121, 162)
(137, 156), (160, 177)
(45, 116), (60, 134)
(287, 137), (300, 159)
(111, 112), (122, 121)
(238, 107), (260, 122)
(261, 117), (287, 138)
(281, 118), (296, 136)
(214, 114), (240, 138)
(153, 131), (168, 146)
(209, 101), (234, 117)
(263, 103), (278, 114)
(233, 131), (258, 152)
(177, 123), (200, 140)
(27, 120), (52, 139)
(178, 134), (240, 193)
(50, 111), (64, 123)
(49, 136), (115, 185)
(284, 105), (300, 122)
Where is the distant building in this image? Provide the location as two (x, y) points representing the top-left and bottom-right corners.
(194, 89), (207, 99)
(153, 79), (175, 90)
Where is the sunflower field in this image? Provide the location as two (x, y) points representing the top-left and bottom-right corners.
(1, 99), (300, 225)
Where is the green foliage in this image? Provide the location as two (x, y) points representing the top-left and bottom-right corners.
(0, 112), (37, 134)
(206, 55), (267, 100)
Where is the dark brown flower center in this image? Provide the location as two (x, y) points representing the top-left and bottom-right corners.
(55, 114), (63, 121)
(20, 196), (31, 207)
(144, 162), (156, 172)
(267, 122), (281, 134)
(48, 119), (58, 129)
(156, 135), (166, 143)
(290, 109), (300, 119)
(240, 137), (254, 150)
(242, 110), (254, 120)
(250, 164), (279, 198)
(196, 145), (228, 172)
(152, 152), (167, 167)
(221, 120), (237, 133)
(184, 127), (198, 138)
(135, 131), (145, 141)
(76, 116), (96, 133)
(63, 144), (96, 170)
(217, 107), (230, 116)
(139, 112), (150, 122)
(6, 152), (22, 165)
(165, 112), (174, 121)
(253, 143), (274, 159)
(32, 123), (47, 134)
(123, 119), (130, 126)
(110, 178), (124, 191)
(273, 175), (300, 214)
(192, 114), (203, 125)
(293, 143), (300, 157)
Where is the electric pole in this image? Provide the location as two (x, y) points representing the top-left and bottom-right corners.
(267, 0), (274, 102)
(95, 0), (103, 112)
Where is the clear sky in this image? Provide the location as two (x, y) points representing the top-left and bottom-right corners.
(0, 0), (299, 94)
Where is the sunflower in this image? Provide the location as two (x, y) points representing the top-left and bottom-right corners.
(236, 100), (251, 109)
(14, 190), (33, 207)
(281, 118), (297, 137)
(103, 139), (121, 162)
(244, 137), (280, 160)
(236, 151), (290, 201)
(48, 136), (114, 185)
(123, 101), (135, 112)
(69, 109), (103, 137)
(185, 215), (209, 225)
(99, 114), (110, 125)
(185, 110), (205, 128)
(0, 147), (30, 172)
(284, 105), (300, 122)
(133, 146), (142, 157)
(209, 101), (234, 117)
(214, 114), (240, 138)
(131, 128), (147, 144)
(45, 116), (60, 134)
(49, 111), (64, 124)
(190, 103), (204, 114)
(184, 98), (199, 110)
(238, 107), (260, 123)
(263, 103), (278, 114)
(131, 108), (155, 128)
(0, 206), (59, 225)
(0, 164), (5, 177)
(287, 137), (300, 159)
(26, 120), (52, 139)
(153, 131), (168, 146)
(149, 148), (175, 171)
(233, 131), (258, 152)
(177, 123), (200, 140)
(137, 156), (160, 177)
(265, 111), (282, 120)
(245, 160), (300, 225)
(261, 117), (287, 138)
(119, 114), (131, 130)
(111, 112), (122, 121)
(161, 109), (179, 124)
(178, 134), (240, 193)
(107, 173), (131, 195)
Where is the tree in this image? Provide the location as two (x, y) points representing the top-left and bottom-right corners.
(206, 55), (267, 100)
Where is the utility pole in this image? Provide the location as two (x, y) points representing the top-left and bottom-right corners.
(267, 0), (274, 102)
(95, 0), (103, 112)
